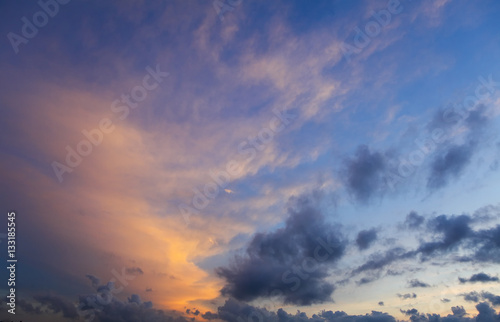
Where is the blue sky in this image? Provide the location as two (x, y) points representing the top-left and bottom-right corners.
(1, 0), (500, 321)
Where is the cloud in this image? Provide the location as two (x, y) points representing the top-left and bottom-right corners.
(476, 302), (500, 321)
(462, 291), (500, 306)
(17, 299), (43, 315)
(352, 210), (500, 283)
(343, 145), (387, 203)
(33, 294), (79, 319)
(378, 301), (384, 306)
(356, 229), (378, 250)
(398, 305), (480, 321)
(201, 311), (219, 320)
(77, 278), (190, 322)
(408, 279), (430, 288)
(427, 143), (475, 190)
(459, 272), (499, 284)
(214, 298), (399, 322)
(400, 308), (419, 316)
(481, 292), (500, 307)
(208, 298), (498, 322)
(352, 247), (410, 275)
(404, 211), (425, 229)
(125, 267), (144, 275)
(397, 293), (417, 300)
(86, 274), (101, 287)
(418, 214), (472, 256)
(463, 291), (480, 303)
(216, 193), (346, 306)
(469, 225), (500, 263)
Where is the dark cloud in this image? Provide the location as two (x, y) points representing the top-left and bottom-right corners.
(398, 305), (479, 321)
(125, 267), (144, 275)
(408, 279), (430, 288)
(86, 274), (101, 287)
(186, 309), (200, 316)
(481, 292), (500, 307)
(356, 276), (378, 285)
(216, 194), (346, 306)
(469, 225), (500, 263)
(352, 247), (411, 275)
(75, 276), (190, 322)
(17, 298), (43, 315)
(356, 229), (378, 250)
(418, 214), (472, 256)
(378, 301), (384, 306)
(405, 211), (425, 229)
(201, 311), (219, 320)
(427, 143), (474, 190)
(343, 145), (387, 203)
(464, 104), (490, 132)
(214, 298), (398, 322)
(463, 291), (480, 303)
(451, 306), (467, 317)
(397, 293), (417, 300)
(462, 291), (500, 307)
(353, 211), (500, 283)
(459, 272), (499, 284)
(401, 308), (419, 316)
(33, 294), (79, 319)
(210, 299), (498, 322)
(476, 302), (500, 322)
(442, 298), (451, 303)
(215, 298), (274, 322)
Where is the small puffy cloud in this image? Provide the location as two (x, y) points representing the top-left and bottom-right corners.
(125, 267), (144, 275)
(343, 145), (387, 203)
(404, 211), (425, 229)
(397, 293), (417, 300)
(408, 279), (430, 288)
(356, 229), (378, 251)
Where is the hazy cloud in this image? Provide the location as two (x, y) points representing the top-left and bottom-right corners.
(427, 143), (475, 190)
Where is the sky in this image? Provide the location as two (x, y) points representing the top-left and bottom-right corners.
(1, 0), (500, 321)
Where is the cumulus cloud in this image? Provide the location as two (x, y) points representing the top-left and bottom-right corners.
(216, 194), (346, 306)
